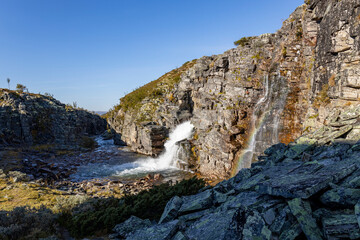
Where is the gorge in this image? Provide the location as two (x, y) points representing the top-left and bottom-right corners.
(1, 0), (360, 239)
(108, 0), (360, 180)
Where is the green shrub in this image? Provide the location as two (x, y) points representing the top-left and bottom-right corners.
(234, 36), (254, 47)
(53, 195), (89, 213)
(80, 136), (97, 149)
(107, 60), (196, 115)
(60, 177), (206, 237)
(0, 206), (56, 239)
(15, 84), (27, 92)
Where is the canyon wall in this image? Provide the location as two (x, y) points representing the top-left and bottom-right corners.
(108, 0), (360, 179)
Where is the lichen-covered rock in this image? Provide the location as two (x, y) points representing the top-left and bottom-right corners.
(111, 216), (152, 239)
(355, 201), (360, 228)
(320, 186), (360, 208)
(0, 89), (106, 146)
(185, 209), (244, 240)
(278, 223), (303, 240)
(322, 214), (360, 239)
(159, 196), (183, 224)
(125, 220), (180, 240)
(242, 211), (271, 240)
(8, 171), (30, 182)
(172, 231), (189, 240)
(178, 189), (213, 215)
(112, 136), (360, 240)
(257, 163), (333, 199)
(287, 198), (323, 240)
(0, 169), (6, 179)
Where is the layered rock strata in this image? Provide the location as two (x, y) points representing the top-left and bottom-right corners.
(110, 105), (360, 240)
(0, 89), (106, 146)
(108, 0), (360, 179)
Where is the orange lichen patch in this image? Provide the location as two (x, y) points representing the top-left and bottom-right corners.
(313, 84), (330, 108)
(328, 74), (336, 87)
(279, 86), (305, 144)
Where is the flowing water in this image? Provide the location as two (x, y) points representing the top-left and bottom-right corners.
(236, 74), (288, 172)
(71, 121), (194, 182)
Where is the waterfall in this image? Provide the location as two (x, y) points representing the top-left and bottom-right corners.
(115, 121), (194, 176)
(236, 74), (288, 173)
(237, 75), (270, 170)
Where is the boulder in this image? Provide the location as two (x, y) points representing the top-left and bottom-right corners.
(125, 220), (180, 240)
(285, 144), (314, 159)
(269, 206), (293, 235)
(159, 196), (183, 224)
(172, 231), (189, 240)
(317, 125), (353, 145)
(111, 216), (152, 239)
(356, 201), (360, 228)
(278, 223), (303, 240)
(320, 186), (360, 208)
(287, 198), (323, 240)
(185, 209), (244, 240)
(242, 211), (271, 240)
(8, 171), (30, 182)
(0, 169), (6, 179)
(322, 214), (360, 239)
(178, 189), (213, 215)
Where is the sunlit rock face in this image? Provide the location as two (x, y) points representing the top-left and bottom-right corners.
(109, 0), (360, 179)
(0, 90), (106, 146)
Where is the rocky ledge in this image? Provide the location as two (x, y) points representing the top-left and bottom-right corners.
(109, 106), (360, 240)
(0, 89), (106, 146)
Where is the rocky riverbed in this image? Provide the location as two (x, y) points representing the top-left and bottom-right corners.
(0, 133), (195, 208)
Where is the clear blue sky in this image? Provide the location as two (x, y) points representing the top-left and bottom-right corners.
(0, 0), (303, 111)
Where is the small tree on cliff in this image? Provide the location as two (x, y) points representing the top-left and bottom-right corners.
(7, 78), (10, 89)
(16, 84), (27, 92)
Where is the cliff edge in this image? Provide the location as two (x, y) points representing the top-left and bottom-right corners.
(108, 0), (360, 179)
(0, 89), (106, 146)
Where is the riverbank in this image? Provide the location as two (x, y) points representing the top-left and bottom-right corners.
(0, 125), (196, 212)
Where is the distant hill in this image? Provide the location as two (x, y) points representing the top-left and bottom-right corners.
(95, 111), (107, 116)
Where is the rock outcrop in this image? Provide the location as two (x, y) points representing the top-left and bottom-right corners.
(108, 0), (360, 179)
(110, 105), (360, 240)
(0, 89), (106, 146)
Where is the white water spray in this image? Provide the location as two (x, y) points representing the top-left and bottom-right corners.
(238, 76), (270, 170)
(115, 121), (194, 176)
(237, 73), (288, 172)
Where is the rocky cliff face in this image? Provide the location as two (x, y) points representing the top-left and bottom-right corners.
(110, 105), (360, 240)
(0, 89), (106, 146)
(108, 0), (360, 179)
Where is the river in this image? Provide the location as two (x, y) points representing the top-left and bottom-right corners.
(70, 121), (195, 183)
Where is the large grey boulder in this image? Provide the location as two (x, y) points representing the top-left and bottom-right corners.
(111, 216), (152, 239)
(125, 220), (180, 240)
(287, 198), (323, 240)
(185, 209), (244, 240)
(242, 211), (271, 240)
(178, 189), (213, 215)
(159, 196), (183, 224)
(322, 214), (360, 239)
(320, 186), (360, 208)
